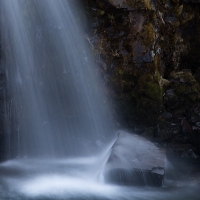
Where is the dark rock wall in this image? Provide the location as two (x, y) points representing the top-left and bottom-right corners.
(84, 0), (200, 155)
(84, 0), (162, 127)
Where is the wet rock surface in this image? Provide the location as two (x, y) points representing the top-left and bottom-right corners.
(84, 0), (200, 155)
(103, 131), (166, 186)
(84, 0), (162, 127)
(107, 0), (153, 10)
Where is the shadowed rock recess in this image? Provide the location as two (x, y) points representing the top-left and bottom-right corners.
(84, 0), (200, 156)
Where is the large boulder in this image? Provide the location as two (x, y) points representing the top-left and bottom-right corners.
(103, 131), (166, 186)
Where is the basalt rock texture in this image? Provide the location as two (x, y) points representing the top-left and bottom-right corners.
(84, 0), (200, 155)
(84, 0), (162, 127)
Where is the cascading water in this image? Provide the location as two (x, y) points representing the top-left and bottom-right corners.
(0, 0), (200, 199)
(1, 0), (114, 158)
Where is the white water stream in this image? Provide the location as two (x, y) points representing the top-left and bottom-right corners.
(1, 0), (114, 158)
(0, 0), (199, 199)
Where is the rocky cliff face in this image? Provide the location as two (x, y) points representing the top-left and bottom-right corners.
(84, 0), (200, 156)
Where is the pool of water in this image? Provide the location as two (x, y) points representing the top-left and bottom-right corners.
(0, 157), (199, 200)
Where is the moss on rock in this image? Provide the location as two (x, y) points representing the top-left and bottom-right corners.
(138, 74), (162, 102)
(84, 0), (200, 151)
(140, 23), (155, 46)
(126, 0), (153, 10)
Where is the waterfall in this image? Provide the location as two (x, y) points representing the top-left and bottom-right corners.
(0, 2), (199, 199)
(1, 0), (114, 158)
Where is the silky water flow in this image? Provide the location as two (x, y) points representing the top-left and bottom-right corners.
(0, 1), (199, 200)
(2, 0), (115, 158)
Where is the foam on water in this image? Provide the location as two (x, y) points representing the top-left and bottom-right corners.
(0, 158), (199, 200)
(0, 141), (199, 200)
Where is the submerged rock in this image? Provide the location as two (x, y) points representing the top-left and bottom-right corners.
(103, 131), (166, 186)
